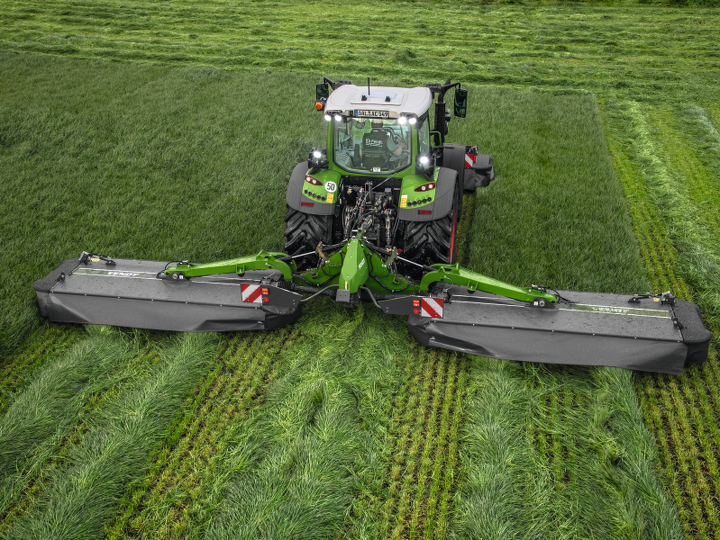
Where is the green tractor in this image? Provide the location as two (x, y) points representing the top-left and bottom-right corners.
(34, 77), (712, 375)
(283, 78), (494, 271)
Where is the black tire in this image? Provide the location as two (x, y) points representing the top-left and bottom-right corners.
(284, 206), (332, 269)
(401, 200), (458, 267)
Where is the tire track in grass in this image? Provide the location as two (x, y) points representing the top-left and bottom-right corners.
(4, 332), (219, 540)
(0, 326), (136, 531)
(108, 328), (303, 540)
(602, 98), (720, 540)
(205, 302), (403, 540)
(0, 325), (81, 418)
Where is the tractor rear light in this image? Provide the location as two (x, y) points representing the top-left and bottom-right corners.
(414, 183), (435, 192)
(418, 210), (431, 214)
(262, 288), (269, 295)
(305, 175), (321, 186)
(301, 202), (314, 206)
(413, 300), (421, 307)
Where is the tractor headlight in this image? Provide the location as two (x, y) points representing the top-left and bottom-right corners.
(334, 114), (343, 122)
(324, 114), (332, 122)
(398, 116), (408, 125)
(409, 117), (417, 125)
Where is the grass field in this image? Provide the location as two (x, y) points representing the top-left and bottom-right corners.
(1, 2), (719, 539)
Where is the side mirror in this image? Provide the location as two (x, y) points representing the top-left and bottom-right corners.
(315, 83), (330, 111)
(454, 88), (467, 118)
(415, 154), (432, 176)
(308, 148), (328, 168)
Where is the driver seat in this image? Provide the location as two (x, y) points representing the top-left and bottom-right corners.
(362, 129), (392, 170)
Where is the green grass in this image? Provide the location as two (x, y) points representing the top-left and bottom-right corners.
(4, 332), (218, 540)
(1, 1), (720, 538)
(107, 329), (301, 539)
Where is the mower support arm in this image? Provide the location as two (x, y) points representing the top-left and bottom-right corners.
(163, 251), (295, 281)
(419, 264), (558, 306)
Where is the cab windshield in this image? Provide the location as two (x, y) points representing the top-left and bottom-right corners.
(333, 118), (412, 174)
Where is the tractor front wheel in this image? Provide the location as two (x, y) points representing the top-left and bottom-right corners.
(283, 206), (332, 270)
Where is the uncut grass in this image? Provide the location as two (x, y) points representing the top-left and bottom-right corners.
(108, 329), (302, 540)
(0, 54), (323, 357)
(5, 332), (218, 540)
(451, 91), (682, 537)
(602, 98), (720, 540)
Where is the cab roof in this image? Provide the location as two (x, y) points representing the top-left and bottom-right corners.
(325, 85), (433, 118)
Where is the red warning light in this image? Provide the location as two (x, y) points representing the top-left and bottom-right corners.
(413, 309), (420, 315)
(263, 297), (270, 303)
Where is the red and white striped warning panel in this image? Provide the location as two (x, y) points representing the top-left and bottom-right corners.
(464, 153), (476, 168)
(241, 284), (262, 303)
(421, 298), (444, 319)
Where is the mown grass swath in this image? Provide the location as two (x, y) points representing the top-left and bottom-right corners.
(107, 329), (302, 540)
(0, 324), (82, 417)
(205, 301), (405, 540)
(5, 333), (218, 540)
(602, 98), (720, 540)
(0, 2), (717, 100)
(0, 326), (133, 527)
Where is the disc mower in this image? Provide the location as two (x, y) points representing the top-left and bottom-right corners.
(34, 78), (712, 375)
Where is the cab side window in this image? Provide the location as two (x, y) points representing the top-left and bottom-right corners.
(418, 118), (430, 155)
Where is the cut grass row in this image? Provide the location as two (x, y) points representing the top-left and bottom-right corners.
(0, 327), (152, 535)
(0, 324), (82, 417)
(3, 332), (219, 539)
(449, 90), (683, 538)
(1, 2), (718, 101)
(108, 329), (301, 539)
(602, 98), (720, 540)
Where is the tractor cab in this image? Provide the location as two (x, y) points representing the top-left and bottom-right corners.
(318, 83), (434, 177)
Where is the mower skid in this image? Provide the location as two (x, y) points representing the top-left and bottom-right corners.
(34, 258), (302, 332)
(403, 287), (711, 375)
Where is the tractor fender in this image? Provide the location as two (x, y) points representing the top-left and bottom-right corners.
(397, 167), (457, 223)
(285, 162), (338, 216)
(442, 143), (495, 191)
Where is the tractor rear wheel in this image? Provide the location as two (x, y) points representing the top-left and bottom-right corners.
(283, 206), (332, 269)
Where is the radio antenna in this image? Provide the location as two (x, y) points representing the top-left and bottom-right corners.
(368, 77), (371, 97)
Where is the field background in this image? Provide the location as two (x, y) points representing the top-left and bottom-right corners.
(1, 1), (719, 539)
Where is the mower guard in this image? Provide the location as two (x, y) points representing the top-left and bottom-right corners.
(35, 252), (712, 375)
(400, 287), (710, 375)
(34, 258), (302, 332)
